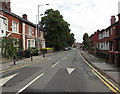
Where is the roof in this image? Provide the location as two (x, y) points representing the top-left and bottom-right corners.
(106, 21), (119, 30)
(1, 8), (36, 27)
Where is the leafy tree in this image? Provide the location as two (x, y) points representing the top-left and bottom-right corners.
(1, 37), (20, 58)
(82, 33), (91, 49)
(41, 9), (75, 51)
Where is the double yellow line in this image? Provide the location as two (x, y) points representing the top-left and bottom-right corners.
(79, 51), (120, 93)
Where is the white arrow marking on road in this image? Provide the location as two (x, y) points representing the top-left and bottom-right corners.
(0, 72), (19, 86)
(66, 68), (75, 74)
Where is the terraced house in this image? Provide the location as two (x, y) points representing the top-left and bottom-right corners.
(0, 0), (45, 52)
(90, 14), (120, 66)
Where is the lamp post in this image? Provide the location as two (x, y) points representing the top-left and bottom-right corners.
(38, 4), (49, 26)
(37, 4), (49, 53)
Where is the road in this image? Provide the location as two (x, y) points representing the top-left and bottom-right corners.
(1, 49), (112, 93)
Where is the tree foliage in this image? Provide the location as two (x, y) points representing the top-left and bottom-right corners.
(1, 37), (21, 58)
(41, 9), (75, 51)
(82, 33), (91, 49)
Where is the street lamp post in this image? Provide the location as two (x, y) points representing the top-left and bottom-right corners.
(38, 4), (49, 27)
(37, 4), (49, 53)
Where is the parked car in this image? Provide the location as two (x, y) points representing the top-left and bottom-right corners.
(64, 47), (68, 51)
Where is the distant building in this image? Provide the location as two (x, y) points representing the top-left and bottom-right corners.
(72, 43), (82, 48)
(90, 30), (99, 48)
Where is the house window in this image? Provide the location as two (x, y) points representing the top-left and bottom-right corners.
(40, 31), (43, 38)
(27, 39), (35, 48)
(103, 31), (105, 38)
(4, 19), (8, 30)
(99, 33), (103, 39)
(101, 42), (104, 50)
(101, 33), (103, 39)
(28, 26), (33, 35)
(12, 21), (19, 33)
(28, 40), (30, 48)
(111, 28), (113, 35)
(106, 42), (109, 50)
(1, 30), (4, 33)
(0, 19), (2, 30)
(106, 30), (109, 37)
(32, 40), (35, 47)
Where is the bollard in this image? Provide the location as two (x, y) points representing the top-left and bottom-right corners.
(13, 55), (16, 65)
(43, 53), (45, 58)
(31, 54), (33, 61)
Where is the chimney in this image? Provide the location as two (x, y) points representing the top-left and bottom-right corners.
(22, 14), (27, 20)
(110, 16), (116, 25)
(118, 14), (120, 21)
(1, 0), (11, 12)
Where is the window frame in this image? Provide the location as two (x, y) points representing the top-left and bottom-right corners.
(12, 21), (19, 33)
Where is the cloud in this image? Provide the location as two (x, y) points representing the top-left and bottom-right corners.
(11, 0), (120, 42)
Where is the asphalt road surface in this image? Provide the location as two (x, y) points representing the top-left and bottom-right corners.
(1, 49), (112, 93)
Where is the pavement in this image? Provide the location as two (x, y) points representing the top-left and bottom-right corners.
(0, 52), (54, 72)
(80, 50), (120, 85)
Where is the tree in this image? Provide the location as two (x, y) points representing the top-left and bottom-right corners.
(82, 33), (91, 49)
(1, 37), (20, 58)
(41, 9), (75, 51)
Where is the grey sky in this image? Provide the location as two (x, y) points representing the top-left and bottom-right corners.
(11, 0), (119, 42)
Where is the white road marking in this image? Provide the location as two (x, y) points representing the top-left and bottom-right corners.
(51, 61), (60, 68)
(62, 56), (67, 60)
(0, 72), (19, 86)
(66, 68), (75, 74)
(17, 73), (44, 93)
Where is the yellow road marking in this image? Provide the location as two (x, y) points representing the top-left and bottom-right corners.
(0, 58), (47, 73)
(79, 51), (120, 93)
(91, 70), (118, 93)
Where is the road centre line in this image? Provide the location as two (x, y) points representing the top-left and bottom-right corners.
(17, 73), (44, 93)
(62, 56), (67, 60)
(79, 51), (120, 93)
(51, 61), (60, 68)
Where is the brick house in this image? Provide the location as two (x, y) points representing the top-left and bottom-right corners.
(90, 30), (99, 48)
(92, 15), (120, 66)
(0, 0), (45, 52)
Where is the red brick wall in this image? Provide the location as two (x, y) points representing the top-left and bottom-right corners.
(90, 31), (99, 47)
(3, 12), (22, 36)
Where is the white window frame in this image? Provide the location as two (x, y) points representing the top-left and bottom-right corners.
(0, 17), (8, 37)
(0, 19), (2, 30)
(27, 39), (35, 48)
(106, 42), (109, 50)
(106, 30), (109, 37)
(12, 21), (19, 33)
(28, 26), (33, 36)
(111, 28), (113, 35)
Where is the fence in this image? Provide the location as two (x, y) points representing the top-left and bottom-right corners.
(89, 51), (109, 61)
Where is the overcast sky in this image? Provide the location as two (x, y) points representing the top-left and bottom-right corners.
(11, 0), (119, 43)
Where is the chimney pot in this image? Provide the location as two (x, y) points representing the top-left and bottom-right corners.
(22, 14), (27, 20)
